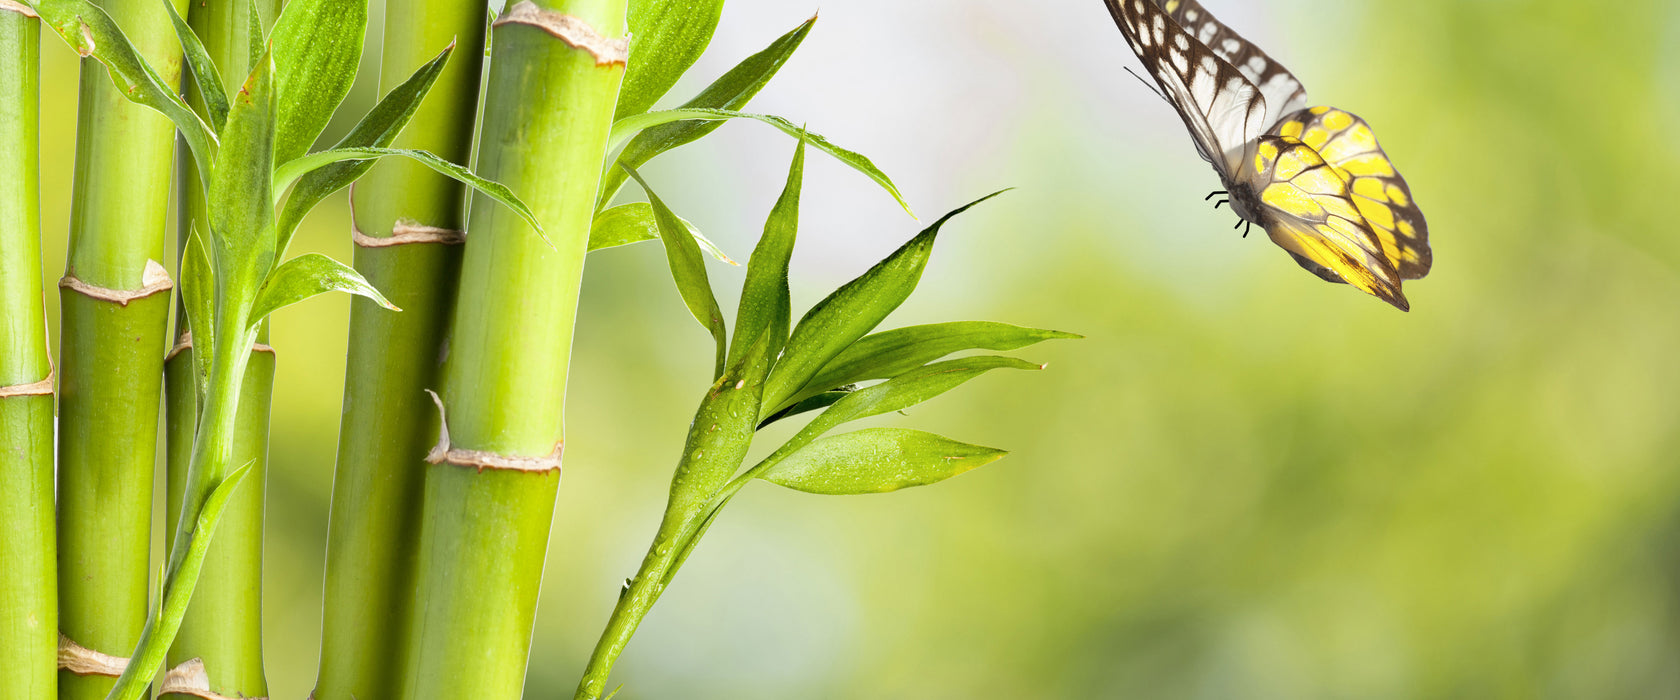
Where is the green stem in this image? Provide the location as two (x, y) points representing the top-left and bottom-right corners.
(0, 8), (55, 699)
(401, 1), (627, 697)
(54, 0), (188, 694)
(573, 516), (687, 700)
(314, 2), (489, 699)
(154, 1), (278, 696)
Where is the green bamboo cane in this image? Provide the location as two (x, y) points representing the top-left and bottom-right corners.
(0, 5), (56, 698)
(52, 0), (186, 696)
(159, 0), (278, 696)
(400, 1), (627, 697)
(314, 2), (489, 698)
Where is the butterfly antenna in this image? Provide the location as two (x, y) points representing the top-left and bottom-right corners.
(1124, 66), (1171, 106)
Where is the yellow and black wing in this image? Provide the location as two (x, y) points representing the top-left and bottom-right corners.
(1271, 106), (1431, 280)
(1102, 0), (1270, 178)
(1155, 0), (1309, 128)
(1249, 134), (1411, 311)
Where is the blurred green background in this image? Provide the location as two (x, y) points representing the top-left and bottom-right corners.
(26, 0), (1680, 696)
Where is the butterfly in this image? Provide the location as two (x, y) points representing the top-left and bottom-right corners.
(1102, 0), (1431, 311)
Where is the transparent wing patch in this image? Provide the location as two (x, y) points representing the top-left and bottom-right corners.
(1250, 135), (1410, 310)
(1103, 0), (1269, 178)
(1155, 0), (1310, 128)
(1271, 106), (1431, 280)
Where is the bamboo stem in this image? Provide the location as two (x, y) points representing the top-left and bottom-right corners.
(0, 7), (55, 699)
(400, 1), (627, 697)
(314, 2), (489, 699)
(52, 1), (188, 697)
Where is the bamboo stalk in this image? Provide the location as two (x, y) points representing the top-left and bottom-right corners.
(0, 7), (56, 699)
(314, 2), (490, 698)
(159, 1), (278, 696)
(53, 0), (188, 695)
(400, 1), (627, 697)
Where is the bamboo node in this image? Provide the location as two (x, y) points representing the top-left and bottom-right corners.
(425, 390), (565, 473)
(493, 0), (629, 66)
(162, 658), (268, 700)
(61, 259), (175, 306)
(166, 331), (276, 361)
(0, 369), (52, 399)
(353, 219), (467, 247)
(57, 633), (128, 677)
(0, 0), (38, 18)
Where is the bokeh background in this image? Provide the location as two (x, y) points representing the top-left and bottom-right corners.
(27, 0), (1680, 696)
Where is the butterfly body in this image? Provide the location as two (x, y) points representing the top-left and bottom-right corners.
(1103, 0), (1431, 311)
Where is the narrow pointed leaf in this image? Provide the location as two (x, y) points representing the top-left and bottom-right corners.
(272, 146), (543, 241)
(161, 0), (229, 132)
(762, 191), (1008, 413)
(246, 0), (263, 73)
(210, 50), (278, 270)
(615, 0), (726, 121)
(32, 0), (218, 179)
(778, 321), (1080, 413)
(103, 461), (256, 700)
(269, 0), (368, 163)
(251, 253), (398, 326)
(589, 202), (734, 263)
(731, 135), (805, 368)
(604, 108), (911, 217)
(275, 43), (455, 258)
(599, 16), (814, 208)
(759, 428), (1005, 495)
(756, 357), (1038, 472)
(624, 167), (728, 377)
(181, 228), (215, 396)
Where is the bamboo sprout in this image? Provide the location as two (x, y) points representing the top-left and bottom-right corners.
(159, 0), (278, 696)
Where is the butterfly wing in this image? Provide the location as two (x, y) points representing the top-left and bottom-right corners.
(1249, 135), (1410, 311)
(1272, 106), (1431, 280)
(1102, 0), (1270, 179)
(1154, 0), (1309, 128)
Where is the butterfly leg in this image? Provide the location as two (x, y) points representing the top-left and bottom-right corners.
(1213, 199), (1229, 209)
(1243, 221), (1253, 239)
(1205, 191), (1228, 201)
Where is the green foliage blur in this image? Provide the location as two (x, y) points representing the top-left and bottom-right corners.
(27, 0), (1680, 696)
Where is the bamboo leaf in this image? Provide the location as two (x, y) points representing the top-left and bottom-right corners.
(623, 166), (728, 378)
(274, 43), (455, 259)
(271, 146), (543, 242)
(589, 202), (734, 263)
(599, 16), (815, 208)
(730, 134), (804, 369)
(758, 428), (1005, 495)
(250, 253), (398, 327)
(160, 0), (229, 132)
(209, 49), (278, 274)
(615, 0), (726, 121)
(758, 357), (1038, 468)
(181, 228), (215, 395)
(761, 191), (1008, 413)
(269, 0), (368, 163)
(245, 0), (263, 74)
(777, 322), (1080, 414)
(32, 0), (218, 180)
(103, 461), (256, 700)
(607, 108), (910, 217)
